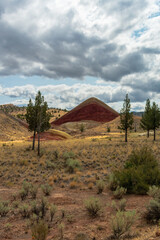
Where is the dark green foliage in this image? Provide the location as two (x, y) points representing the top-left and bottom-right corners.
(26, 91), (51, 155)
(150, 102), (160, 141)
(114, 147), (160, 194)
(80, 124), (85, 133)
(140, 99), (152, 137)
(107, 126), (111, 132)
(118, 94), (133, 142)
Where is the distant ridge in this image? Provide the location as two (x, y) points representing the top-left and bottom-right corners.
(52, 97), (119, 125)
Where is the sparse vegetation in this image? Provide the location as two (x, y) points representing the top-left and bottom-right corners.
(85, 197), (101, 217)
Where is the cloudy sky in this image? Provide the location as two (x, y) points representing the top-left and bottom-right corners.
(0, 0), (160, 111)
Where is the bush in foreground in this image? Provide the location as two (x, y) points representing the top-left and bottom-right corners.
(114, 147), (160, 194)
(111, 210), (136, 239)
(145, 186), (160, 223)
(84, 197), (101, 217)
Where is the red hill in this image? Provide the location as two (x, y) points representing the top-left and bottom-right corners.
(52, 97), (119, 125)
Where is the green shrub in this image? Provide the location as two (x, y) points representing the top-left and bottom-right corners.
(147, 185), (160, 199)
(12, 201), (19, 208)
(66, 158), (80, 173)
(80, 124), (85, 133)
(85, 197), (101, 217)
(63, 151), (75, 160)
(0, 201), (10, 217)
(96, 180), (105, 194)
(19, 188), (28, 201)
(41, 184), (52, 196)
(145, 186), (160, 223)
(108, 173), (119, 191)
(19, 204), (30, 218)
(113, 186), (127, 199)
(49, 204), (57, 222)
(145, 199), (160, 223)
(30, 185), (38, 199)
(112, 199), (127, 212)
(22, 181), (31, 194)
(111, 210), (136, 239)
(107, 126), (111, 132)
(114, 147), (160, 194)
(31, 220), (48, 240)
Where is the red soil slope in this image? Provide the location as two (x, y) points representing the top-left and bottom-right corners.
(31, 132), (63, 141)
(52, 97), (119, 125)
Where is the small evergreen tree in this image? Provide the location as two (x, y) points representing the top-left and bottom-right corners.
(26, 99), (37, 150)
(118, 94), (133, 142)
(140, 99), (152, 138)
(26, 91), (51, 155)
(150, 102), (160, 141)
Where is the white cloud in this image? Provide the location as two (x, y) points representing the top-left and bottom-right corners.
(0, 0), (160, 108)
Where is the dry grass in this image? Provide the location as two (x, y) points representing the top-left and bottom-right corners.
(0, 130), (160, 239)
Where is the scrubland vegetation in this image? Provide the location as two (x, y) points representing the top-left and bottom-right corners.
(1, 133), (160, 240)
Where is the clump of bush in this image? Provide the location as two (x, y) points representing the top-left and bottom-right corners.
(145, 186), (160, 223)
(84, 197), (101, 217)
(113, 186), (127, 199)
(113, 147), (160, 194)
(112, 199), (127, 212)
(49, 204), (57, 222)
(108, 173), (119, 191)
(41, 184), (52, 196)
(0, 201), (10, 217)
(63, 151), (75, 160)
(96, 180), (105, 194)
(111, 210), (136, 239)
(31, 220), (48, 240)
(66, 158), (81, 173)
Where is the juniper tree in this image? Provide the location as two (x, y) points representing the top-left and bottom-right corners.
(26, 99), (37, 150)
(118, 94), (133, 142)
(26, 91), (51, 155)
(150, 102), (160, 141)
(140, 99), (152, 138)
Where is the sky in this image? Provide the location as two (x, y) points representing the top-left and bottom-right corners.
(0, 0), (160, 112)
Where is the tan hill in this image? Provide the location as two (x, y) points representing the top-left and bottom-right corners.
(52, 97), (119, 126)
(0, 111), (31, 141)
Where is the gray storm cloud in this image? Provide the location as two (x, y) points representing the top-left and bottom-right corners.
(0, 0), (160, 109)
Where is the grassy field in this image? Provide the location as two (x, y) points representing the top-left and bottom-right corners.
(0, 131), (160, 240)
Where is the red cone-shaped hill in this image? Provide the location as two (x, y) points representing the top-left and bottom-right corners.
(52, 97), (119, 125)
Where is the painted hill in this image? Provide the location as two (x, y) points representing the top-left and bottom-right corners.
(0, 111), (30, 141)
(52, 97), (119, 125)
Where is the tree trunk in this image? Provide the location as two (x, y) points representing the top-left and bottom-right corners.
(154, 128), (156, 141)
(147, 129), (149, 138)
(125, 128), (127, 142)
(38, 131), (40, 156)
(32, 130), (36, 150)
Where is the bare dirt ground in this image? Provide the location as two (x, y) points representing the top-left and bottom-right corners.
(0, 185), (159, 240)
